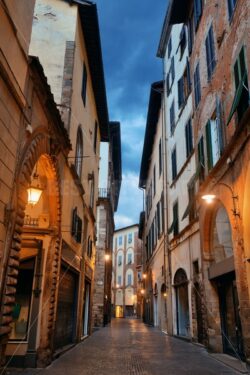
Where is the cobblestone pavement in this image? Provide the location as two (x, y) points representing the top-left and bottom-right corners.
(5, 319), (247, 375)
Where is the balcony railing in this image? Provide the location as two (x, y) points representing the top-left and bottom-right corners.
(98, 188), (110, 198)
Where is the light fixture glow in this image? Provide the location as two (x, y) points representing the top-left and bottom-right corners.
(116, 284), (120, 288)
(163, 292), (167, 298)
(201, 194), (216, 204)
(140, 289), (145, 295)
(27, 186), (43, 206)
(142, 273), (147, 279)
(105, 254), (110, 261)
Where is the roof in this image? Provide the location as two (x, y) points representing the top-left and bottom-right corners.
(139, 81), (163, 188)
(114, 224), (139, 234)
(157, 0), (191, 58)
(109, 121), (122, 212)
(72, 1), (109, 141)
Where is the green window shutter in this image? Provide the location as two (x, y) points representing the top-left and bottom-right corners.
(226, 70), (247, 125)
(198, 136), (204, 166)
(206, 120), (213, 170)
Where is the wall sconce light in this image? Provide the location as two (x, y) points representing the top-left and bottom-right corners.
(105, 254), (110, 261)
(201, 194), (216, 204)
(140, 289), (145, 295)
(27, 169), (43, 206)
(142, 273), (147, 279)
(163, 292), (167, 298)
(201, 182), (240, 217)
(116, 284), (120, 288)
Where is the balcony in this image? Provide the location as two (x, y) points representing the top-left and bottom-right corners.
(98, 188), (110, 199)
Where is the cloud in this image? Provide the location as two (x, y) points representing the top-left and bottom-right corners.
(114, 214), (134, 229)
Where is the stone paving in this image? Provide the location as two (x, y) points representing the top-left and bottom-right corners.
(4, 318), (249, 375)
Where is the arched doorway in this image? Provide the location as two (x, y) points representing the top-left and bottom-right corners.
(209, 205), (244, 358)
(0, 133), (62, 367)
(174, 268), (189, 337)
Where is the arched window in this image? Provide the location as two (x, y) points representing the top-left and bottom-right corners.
(212, 206), (233, 263)
(75, 128), (83, 178)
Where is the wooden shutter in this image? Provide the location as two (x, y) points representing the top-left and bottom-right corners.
(187, 58), (191, 92)
(216, 96), (225, 154)
(198, 136), (205, 180)
(206, 121), (213, 170)
(178, 78), (184, 108)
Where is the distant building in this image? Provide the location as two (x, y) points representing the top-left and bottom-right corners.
(112, 225), (142, 318)
(92, 122), (122, 328)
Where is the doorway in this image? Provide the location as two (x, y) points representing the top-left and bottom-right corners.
(83, 280), (91, 336)
(218, 272), (244, 358)
(174, 269), (190, 337)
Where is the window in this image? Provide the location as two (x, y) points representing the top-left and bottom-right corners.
(227, 0), (237, 20)
(168, 37), (172, 58)
(205, 25), (216, 81)
(75, 128), (83, 178)
(157, 201), (162, 237)
(187, 12), (194, 54)
(166, 57), (175, 96)
(198, 136), (205, 181)
(185, 119), (193, 158)
(89, 173), (95, 209)
(194, 0), (203, 30)
(168, 202), (179, 236)
(128, 233), (133, 244)
(179, 25), (187, 59)
(194, 63), (201, 108)
(118, 236), (122, 246)
(178, 61), (191, 109)
(127, 253), (132, 264)
(93, 121), (98, 153)
(118, 255), (122, 266)
(159, 139), (162, 176)
(71, 207), (82, 243)
(170, 100), (175, 134)
(171, 147), (177, 181)
(127, 274), (132, 285)
(161, 192), (165, 234)
(193, 260), (199, 275)
(87, 236), (92, 258)
(117, 275), (122, 286)
(182, 180), (196, 222)
(153, 166), (156, 196)
(81, 63), (87, 106)
(227, 47), (249, 124)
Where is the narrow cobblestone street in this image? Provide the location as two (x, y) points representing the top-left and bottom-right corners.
(5, 319), (247, 375)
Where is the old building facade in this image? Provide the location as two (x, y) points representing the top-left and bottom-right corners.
(0, 0), (115, 368)
(112, 225), (142, 318)
(139, 0), (250, 362)
(139, 82), (168, 331)
(92, 122), (122, 328)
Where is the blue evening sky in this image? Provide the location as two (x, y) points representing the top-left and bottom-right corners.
(95, 1), (168, 229)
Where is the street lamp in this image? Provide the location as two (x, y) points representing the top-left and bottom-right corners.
(140, 289), (145, 295)
(201, 182), (240, 217)
(27, 171), (43, 206)
(142, 273), (147, 279)
(105, 254), (110, 261)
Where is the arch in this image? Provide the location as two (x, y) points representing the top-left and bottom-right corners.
(174, 268), (188, 286)
(0, 132), (62, 362)
(212, 205), (233, 263)
(75, 127), (83, 178)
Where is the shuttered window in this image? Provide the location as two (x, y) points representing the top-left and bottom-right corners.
(71, 207), (82, 243)
(159, 139), (162, 176)
(81, 63), (87, 106)
(198, 136), (205, 181)
(194, 63), (201, 108)
(173, 202), (179, 236)
(170, 100), (175, 134)
(185, 119), (193, 158)
(205, 25), (216, 81)
(171, 147), (177, 181)
(194, 0), (203, 30)
(227, 0), (237, 20)
(206, 121), (213, 171)
(178, 77), (184, 108)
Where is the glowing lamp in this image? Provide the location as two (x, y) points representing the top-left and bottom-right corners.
(27, 186), (43, 206)
(140, 289), (145, 295)
(105, 254), (110, 261)
(201, 194), (216, 204)
(142, 273), (147, 279)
